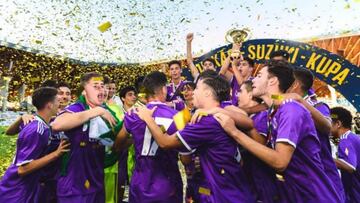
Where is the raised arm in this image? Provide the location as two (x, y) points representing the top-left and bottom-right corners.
(219, 43), (241, 82)
(186, 33), (200, 79)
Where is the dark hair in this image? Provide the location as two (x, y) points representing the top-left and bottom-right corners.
(32, 87), (58, 110)
(331, 107), (353, 129)
(266, 60), (295, 93)
(103, 76), (111, 85)
(243, 57), (255, 67)
(120, 86), (137, 101)
(195, 69), (219, 84)
(293, 68), (314, 92)
(168, 60), (181, 68)
(203, 58), (216, 66)
(56, 81), (70, 89)
(143, 71), (167, 97)
(201, 75), (230, 102)
(242, 80), (254, 92)
(134, 76), (145, 92)
(80, 72), (103, 87)
(182, 82), (196, 91)
(270, 50), (290, 60)
(41, 80), (57, 88)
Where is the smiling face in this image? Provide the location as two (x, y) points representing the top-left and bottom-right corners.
(122, 90), (137, 107)
(252, 66), (270, 98)
(83, 78), (105, 107)
(57, 86), (71, 109)
(108, 83), (116, 98)
(182, 84), (194, 101)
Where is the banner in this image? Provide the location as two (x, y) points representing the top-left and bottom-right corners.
(184, 39), (360, 111)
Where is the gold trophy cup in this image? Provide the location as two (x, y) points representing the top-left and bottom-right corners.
(225, 28), (250, 59)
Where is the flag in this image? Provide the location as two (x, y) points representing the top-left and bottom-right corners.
(173, 108), (191, 130)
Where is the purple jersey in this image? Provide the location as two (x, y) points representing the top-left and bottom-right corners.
(230, 76), (240, 106)
(243, 111), (279, 202)
(166, 80), (187, 102)
(268, 100), (341, 202)
(310, 101), (345, 201)
(124, 101), (183, 203)
(56, 102), (105, 201)
(0, 116), (51, 202)
(177, 115), (255, 202)
(337, 131), (360, 202)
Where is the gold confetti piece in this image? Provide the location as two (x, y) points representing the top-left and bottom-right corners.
(276, 174), (285, 182)
(84, 180), (90, 189)
(97, 21), (112, 33)
(330, 114), (338, 119)
(80, 142), (86, 147)
(345, 148), (349, 156)
(220, 168), (225, 174)
(34, 40), (43, 44)
(74, 25), (81, 30)
(198, 187), (211, 195)
(271, 95), (284, 101)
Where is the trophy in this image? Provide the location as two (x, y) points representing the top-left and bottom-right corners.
(225, 28), (250, 60)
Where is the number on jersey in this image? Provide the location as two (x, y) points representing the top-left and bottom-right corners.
(141, 117), (173, 156)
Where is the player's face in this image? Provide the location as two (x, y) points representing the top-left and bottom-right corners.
(57, 86), (71, 109)
(169, 64), (181, 80)
(330, 120), (341, 138)
(104, 84), (109, 101)
(203, 61), (215, 71)
(123, 91), (137, 107)
(84, 78), (105, 106)
(192, 80), (210, 108)
(108, 83), (116, 98)
(252, 66), (269, 97)
(49, 95), (60, 115)
(239, 60), (253, 78)
(237, 85), (252, 108)
(182, 85), (194, 101)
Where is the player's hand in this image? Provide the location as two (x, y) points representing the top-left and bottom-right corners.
(190, 107), (222, 124)
(54, 139), (71, 158)
(135, 106), (157, 121)
(100, 108), (117, 128)
(232, 42), (242, 51)
(186, 33), (194, 43)
(21, 114), (35, 125)
(214, 113), (238, 136)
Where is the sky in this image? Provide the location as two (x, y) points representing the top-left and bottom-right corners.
(0, 0), (360, 64)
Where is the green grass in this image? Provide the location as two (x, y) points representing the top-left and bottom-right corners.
(0, 126), (17, 178)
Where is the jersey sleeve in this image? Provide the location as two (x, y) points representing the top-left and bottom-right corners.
(15, 123), (46, 167)
(254, 112), (268, 137)
(176, 117), (216, 151)
(338, 140), (357, 170)
(276, 102), (305, 148)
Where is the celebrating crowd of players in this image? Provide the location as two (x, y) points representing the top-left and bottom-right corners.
(0, 34), (359, 203)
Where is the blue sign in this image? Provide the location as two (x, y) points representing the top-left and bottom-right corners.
(184, 39), (360, 111)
